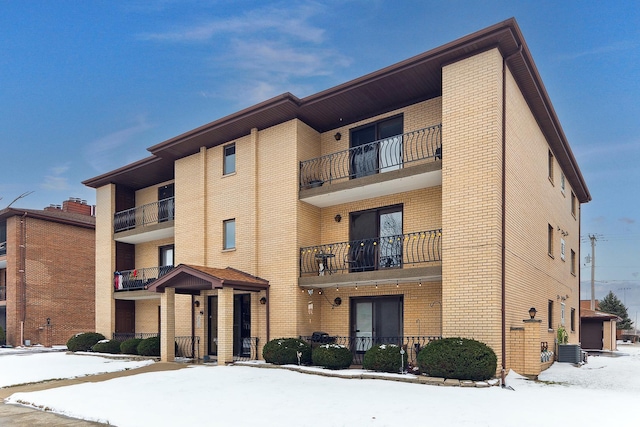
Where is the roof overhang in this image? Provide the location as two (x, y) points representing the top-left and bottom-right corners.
(82, 18), (590, 203)
(146, 264), (269, 295)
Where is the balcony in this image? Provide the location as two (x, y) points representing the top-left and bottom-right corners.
(0, 241), (6, 257)
(299, 229), (442, 288)
(299, 124), (442, 207)
(114, 265), (174, 292)
(113, 198), (175, 244)
(0, 285), (5, 302)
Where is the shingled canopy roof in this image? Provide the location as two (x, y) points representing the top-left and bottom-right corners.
(146, 264), (269, 295)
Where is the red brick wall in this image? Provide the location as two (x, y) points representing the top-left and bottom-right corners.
(5, 215), (95, 346)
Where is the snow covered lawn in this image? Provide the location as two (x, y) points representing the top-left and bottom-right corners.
(2, 344), (640, 426)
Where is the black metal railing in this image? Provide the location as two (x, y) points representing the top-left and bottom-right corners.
(233, 337), (260, 361)
(300, 335), (441, 366)
(114, 197), (175, 233)
(0, 285), (6, 301)
(112, 333), (200, 359)
(114, 265), (174, 291)
(300, 229), (442, 276)
(300, 124), (442, 189)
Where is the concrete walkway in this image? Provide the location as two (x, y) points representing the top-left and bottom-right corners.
(0, 362), (188, 426)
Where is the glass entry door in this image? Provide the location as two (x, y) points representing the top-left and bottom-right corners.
(351, 296), (403, 353)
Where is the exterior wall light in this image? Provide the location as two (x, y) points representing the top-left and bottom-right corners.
(334, 132), (341, 141)
(334, 297), (342, 306)
(260, 297), (267, 305)
(334, 214), (342, 222)
(529, 307), (537, 319)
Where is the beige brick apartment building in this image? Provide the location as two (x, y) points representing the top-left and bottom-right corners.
(0, 198), (95, 346)
(83, 19), (590, 378)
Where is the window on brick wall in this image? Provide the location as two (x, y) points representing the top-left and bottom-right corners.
(548, 224), (554, 257)
(560, 172), (566, 194)
(570, 249), (576, 275)
(548, 299), (553, 330)
(561, 302), (565, 326)
(570, 308), (576, 332)
(560, 238), (566, 261)
(571, 192), (577, 218)
(224, 143), (236, 175)
(223, 219), (235, 250)
(548, 150), (554, 183)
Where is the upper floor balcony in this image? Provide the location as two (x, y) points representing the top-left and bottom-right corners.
(299, 124), (442, 207)
(113, 197), (175, 244)
(0, 241), (6, 269)
(299, 229), (442, 288)
(114, 265), (175, 292)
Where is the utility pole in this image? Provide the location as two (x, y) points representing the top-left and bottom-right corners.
(589, 234), (597, 310)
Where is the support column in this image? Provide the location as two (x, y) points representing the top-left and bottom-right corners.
(522, 319), (542, 378)
(217, 287), (234, 364)
(160, 288), (176, 362)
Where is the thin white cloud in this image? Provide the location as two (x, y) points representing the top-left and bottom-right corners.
(138, 4), (325, 44)
(619, 217), (635, 225)
(41, 163), (71, 191)
(84, 116), (152, 172)
(558, 41), (637, 61)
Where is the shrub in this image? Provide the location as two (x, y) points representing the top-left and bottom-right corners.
(137, 336), (161, 356)
(312, 344), (353, 370)
(416, 337), (497, 381)
(363, 344), (408, 373)
(120, 338), (143, 355)
(66, 332), (106, 352)
(262, 338), (311, 365)
(0, 325), (5, 345)
(92, 339), (122, 354)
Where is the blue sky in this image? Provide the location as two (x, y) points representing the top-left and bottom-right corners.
(1, 1), (639, 321)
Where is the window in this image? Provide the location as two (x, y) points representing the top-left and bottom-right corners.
(560, 238), (566, 261)
(571, 192), (577, 218)
(159, 245), (174, 275)
(548, 224), (554, 257)
(560, 172), (565, 194)
(349, 205), (403, 271)
(548, 150), (554, 183)
(223, 219), (235, 250)
(570, 308), (576, 332)
(224, 143), (236, 175)
(570, 249), (576, 275)
(561, 302), (565, 326)
(548, 300), (553, 330)
(350, 115), (403, 178)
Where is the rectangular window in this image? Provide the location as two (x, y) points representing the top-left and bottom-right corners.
(560, 238), (566, 261)
(561, 302), (565, 326)
(560, 172), (565, 194)
(548, 224), (554, 257)
(548, 150), (554, 183)
(571, 192), (577, 218)
(548, 300), (553, 330)
(223, 219), (235, 250)
(349, 205), (403, 272)
(224, 143), (236, 175)
(570, 249), (576, 275)
(350, 115), (403, 178)
(570, 308), (576, 332)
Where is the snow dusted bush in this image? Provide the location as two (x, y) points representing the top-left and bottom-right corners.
(363, 344), (408, 373)
(262, 338), (311, 365)
(66, 332), (106, 352)
(92, 339), (122, 354)
(120, 338), (143, 355)
(312, 344), (353, 370)
(417, 337), (497, 381)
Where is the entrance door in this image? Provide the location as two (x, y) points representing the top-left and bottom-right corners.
(115, 300), (135, 336)
(208, 294), (251, 357)
(351, 296), (403, 353)
(350, 116), (403, 178)
(158, 184), (175, 222)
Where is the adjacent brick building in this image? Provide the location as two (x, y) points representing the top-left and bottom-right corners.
(0, 198), (95, 346)
(84, 19), (590, 378)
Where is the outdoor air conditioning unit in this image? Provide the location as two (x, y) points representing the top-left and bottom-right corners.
(557, 344), (582, 363)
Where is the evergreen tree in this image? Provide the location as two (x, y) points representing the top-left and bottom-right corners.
(598, 291), (634, 330)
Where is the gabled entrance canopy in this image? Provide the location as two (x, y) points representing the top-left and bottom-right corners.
(147, 264), (269, 295)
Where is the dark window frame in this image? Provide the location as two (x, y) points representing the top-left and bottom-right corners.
(548, 299), (554, 330)
(223, 218), (236, 250)
(224, 143), (236, 175)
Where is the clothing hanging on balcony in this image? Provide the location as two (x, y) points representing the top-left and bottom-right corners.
(114, 272), (123, 290)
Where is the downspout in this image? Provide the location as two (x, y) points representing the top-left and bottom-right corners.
(19, 212), (27, 346)
(501, 45), (522, 387)
(266, 287), (270, 343)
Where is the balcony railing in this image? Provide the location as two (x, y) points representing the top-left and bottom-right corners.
(112, 333), (200, 359)
(300, 229), (442, 276)
(300, 124), (442, 189)
(300, 335), (441, 366)
(0, 241), (6, 256)
(0, 285), (6, 301)
(114, 265), (174, 291)
(114, 197), (175, 233)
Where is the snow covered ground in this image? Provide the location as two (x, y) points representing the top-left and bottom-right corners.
(2, 343), (639, 426)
